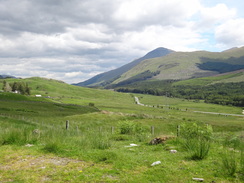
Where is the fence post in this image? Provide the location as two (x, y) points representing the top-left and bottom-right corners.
(177, 125), (180, 137)
(151, 126), (155, 135)
(111, 126), (114, 134)
(66, 120), (69, 130)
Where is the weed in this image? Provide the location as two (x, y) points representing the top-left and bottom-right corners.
(221, 150), (238, 177)
(180, 122), (212, 160)
(42, 141), (62, 153)
(0, 128), (38, 146)
(118, 120), (135, 135)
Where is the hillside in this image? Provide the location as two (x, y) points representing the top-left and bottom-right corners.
(0, 74), (15, 79)
(77, 46), (244, 88)
(75, 47), (174, 87)
(0, 77), (243, 182)
(113, 47), (244, 86)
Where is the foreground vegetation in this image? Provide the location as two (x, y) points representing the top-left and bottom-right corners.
(0, 77), (243, 182)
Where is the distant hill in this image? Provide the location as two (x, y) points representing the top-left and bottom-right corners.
(74, 47), (174, 87)
(0, 75), (15, 79)
(75, 46), (244, 88)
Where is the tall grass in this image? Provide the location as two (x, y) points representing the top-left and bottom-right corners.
(221, 134), (244, 178)
(0, 127), (39, 146)
(180, 122), (212, 160)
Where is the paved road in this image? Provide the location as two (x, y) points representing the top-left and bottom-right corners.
(193, 111), (244, 117)
(134, 96), (244, 117)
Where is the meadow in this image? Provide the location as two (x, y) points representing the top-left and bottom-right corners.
(0, 77), (243, 182)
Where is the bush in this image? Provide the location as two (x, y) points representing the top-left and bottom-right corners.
(118, 120), (149, 135)
(0, 128), (38, 146)
(117, 120), (150, 142)
(180, 122), (212, 160)
(90, 132), (112, 150)
(221, 136), (244, 179)
(118, 120), (135, 135)
(221, 150), (238, 177)
(42, 141), (62, 153)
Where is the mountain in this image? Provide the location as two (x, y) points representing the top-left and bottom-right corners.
(75, 46), (244, 88)
(74, 47), (174, 87)
(0, 75), (16, 79)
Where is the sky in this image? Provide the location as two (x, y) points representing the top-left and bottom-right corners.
(0, 0), (244, 83)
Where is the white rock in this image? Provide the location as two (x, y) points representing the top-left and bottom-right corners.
(170, 150), (177, 153)
(192, 178), (204, 182)
(25, 144), (34, 147)
(151, 161), (161, 166)
(124, 144), (138, 147)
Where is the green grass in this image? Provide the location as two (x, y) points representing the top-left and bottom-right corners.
(173, 71), (244, 86)
(0, 77), (243, 182)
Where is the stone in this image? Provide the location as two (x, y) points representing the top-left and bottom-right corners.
(151, 161), (161, 166)
(170, 150), (177, 153)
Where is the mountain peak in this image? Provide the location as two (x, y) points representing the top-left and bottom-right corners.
(142, 47), (174, 60)
(75, 47), (174, 87)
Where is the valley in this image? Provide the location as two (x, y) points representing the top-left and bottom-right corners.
(0, 77), (243, 182)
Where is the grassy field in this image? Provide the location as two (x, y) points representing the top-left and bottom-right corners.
(0, 77), (243, 182)
(173, 71), (244, 86)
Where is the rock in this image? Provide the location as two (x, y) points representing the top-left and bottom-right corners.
(25, 144), (34, 147)
(192, 178), (204, 182)
(124, 144), (138, 147)
(170, 150), (177, 153)
(149, 136), (175, 145)
(151, 161), (161, 166)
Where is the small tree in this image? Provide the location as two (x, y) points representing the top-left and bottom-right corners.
(3, 81), (12, 92)
(25, 83), (31, 95)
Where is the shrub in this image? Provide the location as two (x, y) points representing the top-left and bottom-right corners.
(89, 103), (95, 107)
(219, 134), (244, 178)
(0, 128), (38, 146)
(118, 120), (149, 135)
(221, 150), (238, 177)
(118, 120), (135, 135)
(117, 120), (150, 142)
(223, 133), (242, 150)
(42, 141), (62, 153)
(90, 132), (112, 150)
(241, 148), (244, 180)
(180, 122), (212, 160)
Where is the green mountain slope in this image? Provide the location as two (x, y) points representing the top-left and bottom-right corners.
(75, 47), (174, 87)
(77, 46), (244, 89)
(113, 47), (244, 86)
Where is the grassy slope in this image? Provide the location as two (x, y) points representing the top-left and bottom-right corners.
(0, 77), (243, 182)
(114, 47), (244, 84)
(173, 70), (244, 86)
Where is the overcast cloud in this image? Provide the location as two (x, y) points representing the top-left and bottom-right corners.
(0, 0), (244, 83)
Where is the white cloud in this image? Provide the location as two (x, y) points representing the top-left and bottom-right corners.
(197, 3), (236, 30)
(215, 18), (244, 48)
(114, 0), (201, 29)
(0, 0), (244, 83)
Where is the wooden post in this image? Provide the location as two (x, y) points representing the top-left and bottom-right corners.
(151, 126), (155, 135)
(66, 120), (69, 130)
(177, 125), (180, 137)
(111, 126), (114, 134)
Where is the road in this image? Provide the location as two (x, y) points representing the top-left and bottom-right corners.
(134, 96), (244, 117)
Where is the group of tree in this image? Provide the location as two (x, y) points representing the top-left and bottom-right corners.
(2, 80), (31, 95)
(116, 80), (244, 107)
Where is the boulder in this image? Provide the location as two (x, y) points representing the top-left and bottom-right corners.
(149, 136), (175, 145)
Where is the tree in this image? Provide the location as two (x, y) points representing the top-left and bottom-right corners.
(25, 83), (31, 95)
(3, 81), (12, 92)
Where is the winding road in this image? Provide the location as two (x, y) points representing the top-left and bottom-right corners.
(134, 97), (244, 117)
